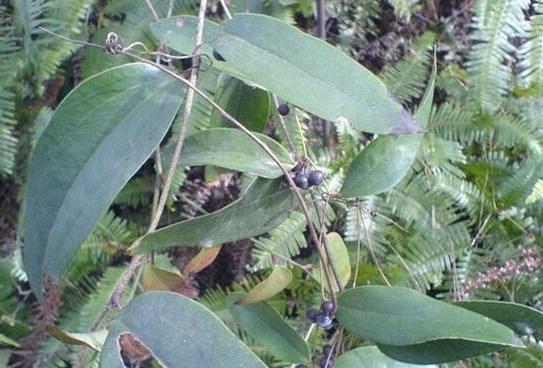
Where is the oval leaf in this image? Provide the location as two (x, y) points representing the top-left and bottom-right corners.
(131, 178), (295, 254)
(340, 60), (435, 198)
(163, 128), (293, 178)
(238, 266), (292, 304)
(336, 286), (522, 347)
(336, 346), (437, 368)
(48, 326), (107, 352)
(23, 63), (184, 296)
(228, 292), (310, 363)
(211, 14), (422, 135)
(456, 300), (543, 337)
(100, 291), (266, 367)
(377, 339), (510, 365)
(183, 246), (222, 275)
(312, 232), (351, 292)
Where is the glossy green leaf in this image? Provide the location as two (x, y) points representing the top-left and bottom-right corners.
(238, 266), (292, 304)
(210, 14), (421, 135)
(312, 232), (351, 292)
(340, 59), (435, 197)
(456, 300), (543, 336)
(377, 339), (509, 365)
(163, 128), (293, 178)
(131, 178), (295, 254)
(228, 292), (310, 363)
(336, 286), (522, 347)
(211, 77), (271, 131)
(100, 291), (266, 367)
(336, 346), (437, 368)
(150, 16), (247, 80)
(23, 63), (184, 296)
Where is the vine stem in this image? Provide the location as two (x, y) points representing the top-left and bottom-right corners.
(90, 0), (208, 330)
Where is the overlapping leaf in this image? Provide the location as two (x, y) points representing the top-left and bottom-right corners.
(23, 63), (184, 296)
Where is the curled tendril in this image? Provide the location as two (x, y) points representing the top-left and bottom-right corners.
(105, 32), (124, 54)
(104, 32), (213, 72)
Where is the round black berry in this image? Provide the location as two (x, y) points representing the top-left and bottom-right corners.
(320, 300), (334, 315)
(319, 356), (335, 368)
(293, 173), (309, 190)
(322, 344), (333, 356)
(213, 49), (225, 61)
(315, 313), (333, 328)
(306, 308), (319, 322)
(277, 103), (290, 116)
(308, 170), (325, 187)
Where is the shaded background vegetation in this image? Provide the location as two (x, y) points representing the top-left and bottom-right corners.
(2, 0), (543, 366)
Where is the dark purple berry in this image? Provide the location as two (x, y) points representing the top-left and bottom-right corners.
(277, 103), (290, 116)
(293, 173), (309, 190)
(308, 170), (325, 187)
(320, 300), (334, 315)
(295, 365), (307, 368)
(213, 49), (225, 61)
(306, 308), (319, 322)
(319, 356), (335, 368)
(322, 344), (333, 356)
(315, 313), (333, 328)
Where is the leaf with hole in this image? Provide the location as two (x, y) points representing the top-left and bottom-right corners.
(22, 63), (184, 297)
(210, 14), (422, 135)
(340, 57), (435, 197)
(228, 292), (310, 363)
(130, 178), (295, 254)
(336, 286), (522, 363)
(238, 266), (292, 304)
(100, 291), (267, 367)
(162, 128), (293, 178)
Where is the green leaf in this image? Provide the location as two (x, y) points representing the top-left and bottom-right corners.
(336, 346), (437, 368)
(100, 291), (267, 367)
(377, 339), (509, 364)
(131, 178), (295, 254)
(340, 58), (435, 197)
(23, 63), (184, 296)
(211, 14), (421, 135)
(336, 286), (522, 347)
(312, 232), (351, 292)
(228, 292), (310, 363)
(163, 128), (293, 178)
(238, 266), (292, 304)
(48, 327), (107, 352)
(211, 77), (271, 132)
(456, 301), (543, 337)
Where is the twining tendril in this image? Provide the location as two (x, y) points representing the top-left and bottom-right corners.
(104, 31), (213, 71)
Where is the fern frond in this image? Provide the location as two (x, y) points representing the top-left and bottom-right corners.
(519, 1), (543, 88)
(0, 87), (17, 176)
(465, 0), (530, 112)
(381, 31), (435, 104)
(252, 203), (335, 269)
(527, 179), (543, 204)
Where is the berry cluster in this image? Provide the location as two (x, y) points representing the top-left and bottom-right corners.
(306, 300), (334, 329)
(289, 161), (325, 190)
